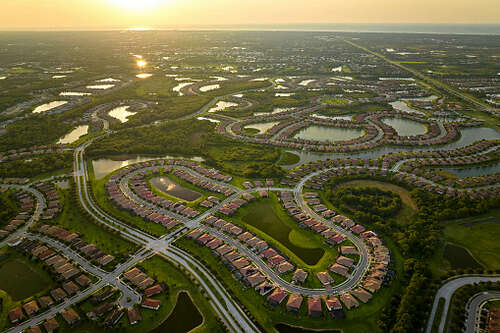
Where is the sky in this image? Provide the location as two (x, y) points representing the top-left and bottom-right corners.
(0, 0), (499, 30)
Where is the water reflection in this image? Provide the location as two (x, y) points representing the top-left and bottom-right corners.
(57, 125), (89, 144)
(294, 125), (365, 142)
(108, 106), (136, 123)
(33, 101), (68, 113)
(92, 155), (204, 179)
(381, 117), (427, 136)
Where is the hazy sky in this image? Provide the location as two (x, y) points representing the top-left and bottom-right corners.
(1, 0), (499, 30)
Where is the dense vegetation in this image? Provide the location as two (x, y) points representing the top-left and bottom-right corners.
(0, 192), (19, 225)
(0, 153), (73, 178)
(0, 116), (74, 151)
(88, 119), (283, 178)
(328, 186), (402, 223)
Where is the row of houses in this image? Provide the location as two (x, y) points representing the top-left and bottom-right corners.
(0, 189), (34, 239)
(380, 139), (499, 169)
(23, 308), (80, 333)
(34, 182), (62, 220)
(201, 215), (297, 275)
(105, 180), (182, 231)
(123, 267), (165, 312)
(35, 224), (116, 267)
(8, 240), (92, 326)
(0, 144), (64, 163)
(172, 169), (235, 196)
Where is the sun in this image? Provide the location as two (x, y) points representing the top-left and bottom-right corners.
(111, 0), (164, 10)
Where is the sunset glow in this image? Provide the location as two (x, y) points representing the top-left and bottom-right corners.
(111, 0), (165, 10)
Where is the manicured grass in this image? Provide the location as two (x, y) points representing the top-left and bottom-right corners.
(277, 151), (300, 166)
(177, 236), (404, 333)
(44, 185), (138, 260)
(226, 195), (345, 287)
(442, 221), (500, 270)
(0, 251), (56, 302)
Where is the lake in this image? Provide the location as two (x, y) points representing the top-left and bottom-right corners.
(199, 84), (220, 92)
(440, 162), (500, 178)
(108, 106), (136, 123)
(33, 101), (68, 113)
(136, 73), (153, 79)
(150, 176), (202, 202)
(244, 121), (280, 134)
(294, 125), (365, 142)
(86, 84), (115, 90)
(172, 82), (194, 96)
(285, 127), (500, 168)
(311, 113), (352, 121)
(59, 92), (92, 97)
(254, 107), (295, 116)
(381, 117), (427, 136)
(149, 292), (203, 333)
(208, 101), (238, 113)
(92, 155), (204, 179)
(57, 125), (89, 144)
(443, 243), (482, 270)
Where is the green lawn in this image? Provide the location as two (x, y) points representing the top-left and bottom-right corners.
(442, 220), (500, 270)
(176, 236), (403, 333)
(277, 151), (300, 166)
(0, 258), (54, 301)
(43, 185), (138, 262)
(227, 195), (343, 287)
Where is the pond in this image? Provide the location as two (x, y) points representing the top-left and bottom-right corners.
(439, 162), (500, 178)
(172, 82), (194, 96)
(136, 73), (153, 79)
(150, 292), (203, 333)
(299, 79), (316, 86)
(390, 100), (425, 115)
(242, 200), (325, 265)
(57, 125), (89, 144)
(92, 155), (204, 180)
(199, 84), (220, 92)
(33, 101), (68, 113)
(381, 117), (427, 136)
(150, 176), (202, 202)
(97, 78), (120, 82)
(59, 92), (92, 97)
(244, 121), (280, 134)
(275, 324), (341, 333)
(284, 127), (500, 168)
(254, 107), (295, 116)
(294, 125), (365, 142)
(443, 243), (483, 270)
(208, 101), (238, 113)
(86, 84), (115, 90)
(311, 113), (352, 121)
(108, 106), (136, 123)
(197, 117), (220, 123)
